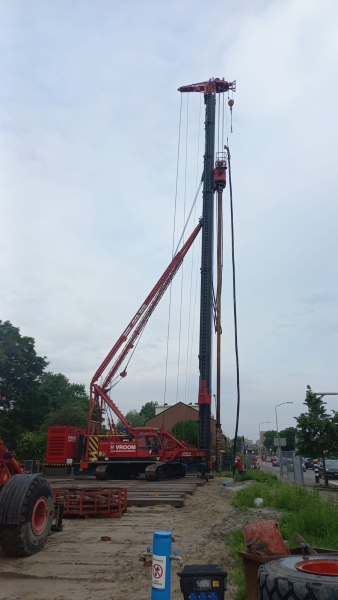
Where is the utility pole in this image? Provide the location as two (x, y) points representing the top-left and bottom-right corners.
(178, 79), (236, 468)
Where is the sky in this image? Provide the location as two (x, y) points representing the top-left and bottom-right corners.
(1, 0), (338, 442)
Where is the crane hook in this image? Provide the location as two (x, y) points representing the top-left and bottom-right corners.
(228, 98), (234, 133)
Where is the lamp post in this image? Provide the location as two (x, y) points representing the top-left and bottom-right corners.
(313, 393), (338, 396)
(275, 402), (293, 459)
(258, 422), (270, 454)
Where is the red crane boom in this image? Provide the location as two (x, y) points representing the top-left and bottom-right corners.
(87, 221), (202, 439)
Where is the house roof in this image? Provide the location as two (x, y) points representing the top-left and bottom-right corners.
(145, 401), (216, 424)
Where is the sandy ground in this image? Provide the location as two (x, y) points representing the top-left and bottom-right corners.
(0, 478), (280, 600)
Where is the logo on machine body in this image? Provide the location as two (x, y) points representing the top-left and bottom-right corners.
(109, 443), (136, 452)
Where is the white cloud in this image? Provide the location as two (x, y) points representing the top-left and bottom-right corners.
(1, 0), (338, 439)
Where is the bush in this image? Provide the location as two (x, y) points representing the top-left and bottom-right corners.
(16, 430), (47, 460)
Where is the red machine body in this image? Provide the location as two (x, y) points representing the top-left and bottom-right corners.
(45, 427), (86, 466)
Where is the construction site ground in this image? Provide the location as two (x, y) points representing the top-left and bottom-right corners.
(0, 476), (278, 600)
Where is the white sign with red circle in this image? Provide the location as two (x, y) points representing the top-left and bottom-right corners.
(152, 554), (166, 589)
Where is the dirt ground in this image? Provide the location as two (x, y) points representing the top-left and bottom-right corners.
(0, 478), (279, 600)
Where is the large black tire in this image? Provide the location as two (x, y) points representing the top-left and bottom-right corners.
(258, 555), (338, 600)
(0, 477), (54, 557)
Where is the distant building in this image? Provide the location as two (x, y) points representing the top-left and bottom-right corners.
(256, 431), (268, 452)
(145, 402), (223, 452)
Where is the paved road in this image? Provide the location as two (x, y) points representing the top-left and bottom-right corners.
(261, 460), (317, 486)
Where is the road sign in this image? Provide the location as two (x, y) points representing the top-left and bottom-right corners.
(152, 554), (166, 589)
(274, 438), (286, 446)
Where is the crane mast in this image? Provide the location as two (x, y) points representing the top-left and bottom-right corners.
(178, 78), (236, 466)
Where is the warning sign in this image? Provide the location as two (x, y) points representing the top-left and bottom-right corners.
(153, 564), (163, 578)
(152, 554), (166, 589)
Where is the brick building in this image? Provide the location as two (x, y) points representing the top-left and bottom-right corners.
(145, 402), (220, 451)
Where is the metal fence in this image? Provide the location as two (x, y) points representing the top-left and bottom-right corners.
(23, 460), (41, 474)
(280, 451), (304, 484)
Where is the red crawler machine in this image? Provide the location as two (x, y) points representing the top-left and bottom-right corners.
(45, 222), (205, 480)
(0, 438), (54, 556)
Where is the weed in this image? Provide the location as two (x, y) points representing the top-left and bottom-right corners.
(215, 470), (277, 483)
(229, 480), (338, 600)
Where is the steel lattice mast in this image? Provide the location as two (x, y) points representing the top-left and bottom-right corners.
(178, 78), (236, 466)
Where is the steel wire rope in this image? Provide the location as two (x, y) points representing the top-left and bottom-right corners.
(187, 233), (201, 406)
(175, 93), (189, 403)
(105, 177), (203, 399)
(222, 92), (225, 151)
(217, 92), (221, 154)
(184, 98), (202, 404)
(187, 94), (203, 405)
(162, 94), (183, 415)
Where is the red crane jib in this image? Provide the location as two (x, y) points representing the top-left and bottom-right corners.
(80, 221), (203, 465)
(92, 222), (202, 390)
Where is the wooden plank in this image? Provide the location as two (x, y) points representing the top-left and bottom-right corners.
(127, 497), (185, 508)
(127, 492), (186, 499)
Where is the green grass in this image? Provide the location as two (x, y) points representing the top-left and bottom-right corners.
(215, 470), (277, 483)
(229, 530), (248, 600)
(229, 479), (338, 600)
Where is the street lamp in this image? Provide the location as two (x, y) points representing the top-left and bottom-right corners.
(313, 393), (338, 396)
(275, 402), (293, 458)
(258, 422), (270, 452)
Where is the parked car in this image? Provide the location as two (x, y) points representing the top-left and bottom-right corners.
(304, 458), (315, 469)
(318, 459), (338, 480)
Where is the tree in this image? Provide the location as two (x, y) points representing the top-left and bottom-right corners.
(16, 430), (47, 461)
(263, 430), (277, 452)
(116, 401), (158, 431)
(41, 402), (89, 430)
(279, 427), (297, 451)
(232, 435), (246, 454)
(172, 420), (199, 447)
(139, 401), (157, 422)
(295, 386), (338, 462)
(0, 320), (48, 443)
(116, 409), (145, 431)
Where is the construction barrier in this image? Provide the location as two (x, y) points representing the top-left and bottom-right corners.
(53, 487), (128, 519)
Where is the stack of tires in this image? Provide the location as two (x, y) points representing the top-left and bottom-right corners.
(258, 556), (338, 600)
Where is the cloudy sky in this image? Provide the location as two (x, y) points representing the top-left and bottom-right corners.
(1, 0), (338, 441)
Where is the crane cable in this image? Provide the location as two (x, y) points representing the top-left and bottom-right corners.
(163, 94), (183, 407)
(175, 93), (189, 402)
(106, 174), (203, 397)
(225, 144), (241, 469)
(184, 94), (202, 404)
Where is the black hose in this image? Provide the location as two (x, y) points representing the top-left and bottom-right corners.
(226, 146), (241, 472)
